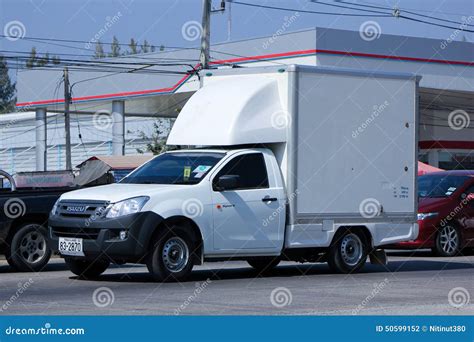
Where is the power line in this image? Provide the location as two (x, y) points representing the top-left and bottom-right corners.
(230, 1), (392, 17)
(338, 0), (474, 27)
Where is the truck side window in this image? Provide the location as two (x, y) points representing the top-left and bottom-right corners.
(213, 153), (269, 190)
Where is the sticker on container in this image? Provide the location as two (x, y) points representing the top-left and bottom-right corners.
(193, 165), (211, 173)
(183, 166), (191, 178)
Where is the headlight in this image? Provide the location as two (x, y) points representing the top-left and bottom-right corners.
(106, 196), (149, 218)
(417, 212), (438, 220)
(51, 199), (61, 216)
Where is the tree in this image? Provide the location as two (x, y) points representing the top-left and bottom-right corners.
(110, 36), (121, 57)
(25, 47), (37, 68)
(52, 55), (61, 64)
(36, 52), (50, 67)
(135, 118), (175, 154)
(0, 55), (16, 113)
(128, 38), (138, 55)
(140, 40), (150, 54)
(94, 41), (106, 59)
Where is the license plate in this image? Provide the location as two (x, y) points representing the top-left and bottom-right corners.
(58, 237), (84, 256)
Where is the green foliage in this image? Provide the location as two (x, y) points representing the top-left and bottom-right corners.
(0, 55), (16, 113)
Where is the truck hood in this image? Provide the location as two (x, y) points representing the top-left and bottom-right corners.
(59, 183), (187, 203)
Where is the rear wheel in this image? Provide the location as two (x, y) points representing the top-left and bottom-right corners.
(6, 223), (51, 272)
(65, 258), (110, 279)
(327, 229), (369, 273)
(433, 225), (461, 257)
(247, 257), (280, 273)
(146, 226), (194, 282)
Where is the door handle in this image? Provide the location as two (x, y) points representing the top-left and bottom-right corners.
(262, 197), (278, 202)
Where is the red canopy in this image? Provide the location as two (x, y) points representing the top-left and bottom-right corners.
(418, 161), (443, 175)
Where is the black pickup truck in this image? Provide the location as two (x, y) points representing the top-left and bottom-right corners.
(0, 170), (76, 271)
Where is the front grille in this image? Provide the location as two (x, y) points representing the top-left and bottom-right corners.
(57, 200), (109, 219)
(52, 227), (101, 240)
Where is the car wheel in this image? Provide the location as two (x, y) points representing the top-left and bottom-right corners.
(433, 225), (461, 257)
(247, 257), (280, 274)
(147, 226), (194, 282)
(65, 258), (110, 279)
(6, 223), (51, 272)
(327, 229), (369, 274)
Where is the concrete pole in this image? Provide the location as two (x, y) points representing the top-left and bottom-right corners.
(112, 100), (125, 155)
(35, 107), (47, 171)
(199, 0), (211, 69)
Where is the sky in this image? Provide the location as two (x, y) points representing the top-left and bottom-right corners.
(0, 0), (473, 76)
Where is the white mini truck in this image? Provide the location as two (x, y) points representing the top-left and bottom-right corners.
(49, 65), (419, 281)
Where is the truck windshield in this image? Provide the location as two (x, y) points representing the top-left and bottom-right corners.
(418, 175), (469, 198)
(120, 152), (224, 185)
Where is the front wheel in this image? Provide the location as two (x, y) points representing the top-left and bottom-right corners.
(6, 223), (51, 272)
(327, 230), (369, 273)
(147, 226), (194, 282)
(65, 258), (110, 279)
(433, 225), (461, 257)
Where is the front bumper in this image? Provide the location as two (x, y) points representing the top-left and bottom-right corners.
(48, 211), (163, 261)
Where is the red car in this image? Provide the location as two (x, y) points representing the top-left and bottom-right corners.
(391, 170), (474, 256)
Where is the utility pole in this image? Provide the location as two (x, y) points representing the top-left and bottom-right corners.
(199, 0), (211, 69)
(199, 0), (226, 69)
(63, 67), (72, 170)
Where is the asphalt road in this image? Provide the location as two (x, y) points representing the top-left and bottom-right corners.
(0, 251), (473, 316)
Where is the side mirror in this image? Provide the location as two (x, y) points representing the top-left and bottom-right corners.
(217, 175), (240, 191)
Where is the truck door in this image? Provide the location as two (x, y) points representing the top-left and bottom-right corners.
(210, 152), (284, 251)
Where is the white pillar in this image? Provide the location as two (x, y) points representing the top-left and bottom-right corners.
(35, 108), (47, 171)
(112, 100), (125, 155)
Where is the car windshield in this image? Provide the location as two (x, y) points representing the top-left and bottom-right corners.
(418, 175), (469, 198)
(120, 152), (225, 185)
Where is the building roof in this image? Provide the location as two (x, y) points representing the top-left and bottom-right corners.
(76, 155), (154, 170)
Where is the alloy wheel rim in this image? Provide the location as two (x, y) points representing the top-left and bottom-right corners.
(340, 233), (363, 266)
(439, 226), (458, 255)
(19, 231), (46, 264)
(162, 237), (189, 273)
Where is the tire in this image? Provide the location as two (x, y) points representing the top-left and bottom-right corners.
(433, 225), (461, 257)
(5, 223), (51, 272)
(247, 257), (280, 273)
(327, 229), (369, 274)
(146, 225), (194, 282)
(65, 258), (110, 279)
